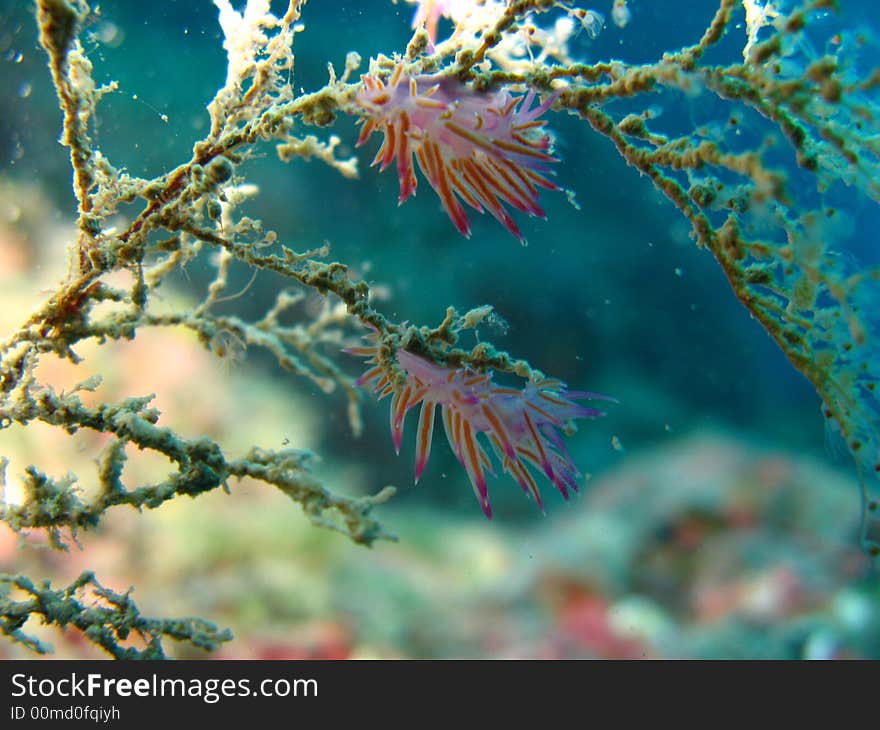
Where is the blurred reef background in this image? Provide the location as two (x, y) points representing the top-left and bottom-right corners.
(0, 0), (878, 658)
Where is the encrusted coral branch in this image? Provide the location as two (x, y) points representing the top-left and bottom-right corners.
(0, 572), (231, 659)
(3, 0), (589, 658)
(0, 381), (397, 548)
(403, 0), (880, 550)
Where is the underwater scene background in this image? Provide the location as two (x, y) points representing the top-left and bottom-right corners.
(0, 0), (879, 658)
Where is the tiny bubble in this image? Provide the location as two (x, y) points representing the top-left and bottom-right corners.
(674, 267), (684, 277)
(13, 52), (23, 63)
(18, 82), (31, 98)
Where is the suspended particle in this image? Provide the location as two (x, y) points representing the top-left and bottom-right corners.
(611, 0), (632, 29)
(572, 8), (605, 40)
